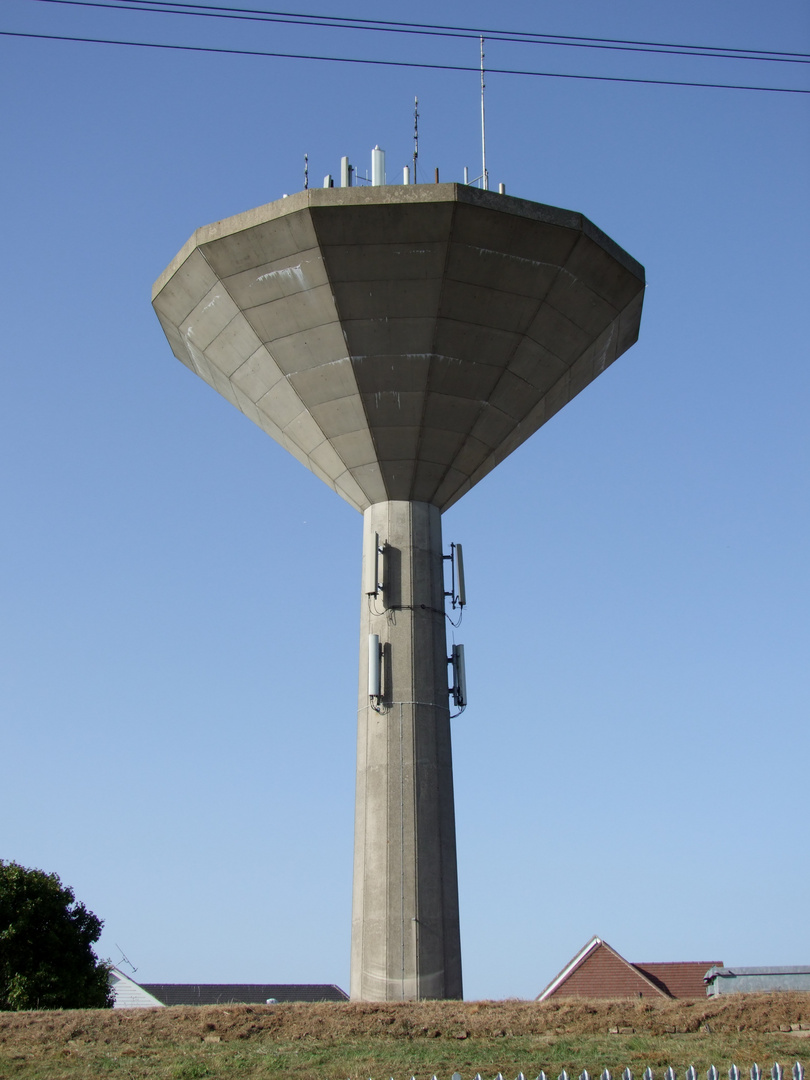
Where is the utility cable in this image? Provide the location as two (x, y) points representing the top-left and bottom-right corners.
(3, 29), (809, 94)
(28, 0), (810, 63)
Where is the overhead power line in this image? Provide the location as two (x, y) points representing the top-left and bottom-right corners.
(3, 28), (808, 94)
(30, 0), (810, 64)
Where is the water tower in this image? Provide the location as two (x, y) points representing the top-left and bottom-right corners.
(152, 153), (644, 1001)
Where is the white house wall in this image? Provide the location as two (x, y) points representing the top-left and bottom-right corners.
(108, 967), (165, 1008)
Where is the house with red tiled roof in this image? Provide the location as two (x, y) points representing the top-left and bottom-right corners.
(536, 937), (722, 1001)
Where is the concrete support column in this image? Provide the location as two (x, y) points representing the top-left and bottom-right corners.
(350, 501), (462, 1001)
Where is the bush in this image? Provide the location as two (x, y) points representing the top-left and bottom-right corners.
(0, 860), (113, 1010)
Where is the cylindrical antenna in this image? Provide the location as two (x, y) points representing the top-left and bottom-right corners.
(403, 165), (410, 185)
(413, 96), (419, 185)
(480, 36), (488, 191)
(368, 634), (381, 699)
(304, 153), (308, 191)
(371, 146), (385, 186)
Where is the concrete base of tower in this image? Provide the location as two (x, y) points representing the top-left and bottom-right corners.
(350, 501), (462, 1001)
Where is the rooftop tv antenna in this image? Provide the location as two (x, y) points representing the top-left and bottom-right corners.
(152, 148), (645, 1002)
(115, 945), (138, 974)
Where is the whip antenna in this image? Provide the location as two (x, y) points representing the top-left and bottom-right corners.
(480, 37), (488, 191)
(413, 96), (419, 184)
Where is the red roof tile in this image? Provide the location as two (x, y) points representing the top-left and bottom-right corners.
(538, 938), (724, 1001)
(634, 962), (722, 999)
(538, 938), (667, 1000)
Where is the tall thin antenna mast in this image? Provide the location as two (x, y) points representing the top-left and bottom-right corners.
(413, 96), (419, 185)
(304, 152), (309, 190)
(480, 37), (488, 191)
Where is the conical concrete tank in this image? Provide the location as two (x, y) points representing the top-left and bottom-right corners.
(152, 183), (645, 1001)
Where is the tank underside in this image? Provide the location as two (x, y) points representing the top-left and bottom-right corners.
(153, 184), (644, 514)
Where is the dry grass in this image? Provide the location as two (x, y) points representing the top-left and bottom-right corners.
(0, 993), (807, 1079)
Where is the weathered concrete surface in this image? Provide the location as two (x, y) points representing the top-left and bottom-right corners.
(153, 185), (645, 514)
(352, 502), (461, 1000)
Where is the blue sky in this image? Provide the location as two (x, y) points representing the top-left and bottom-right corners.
(1, 0), (808, 1001)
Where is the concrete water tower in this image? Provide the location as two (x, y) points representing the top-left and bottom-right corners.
(152, 151), (644, 1001)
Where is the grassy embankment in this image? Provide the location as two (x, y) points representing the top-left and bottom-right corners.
(0, 993), (808, 1080)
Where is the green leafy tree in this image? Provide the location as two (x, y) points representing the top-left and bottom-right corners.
(0, 861), (113, 1010)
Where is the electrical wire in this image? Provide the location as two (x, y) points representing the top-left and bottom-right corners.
(3, 29), (809, 94)
(28, 0), (810, 64)
(367, 595), (387, 618)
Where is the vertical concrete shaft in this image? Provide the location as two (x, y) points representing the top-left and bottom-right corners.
(351, 501), (462, 1001)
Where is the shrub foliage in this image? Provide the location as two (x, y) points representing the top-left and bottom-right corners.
(0, 860), (113, 1010)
